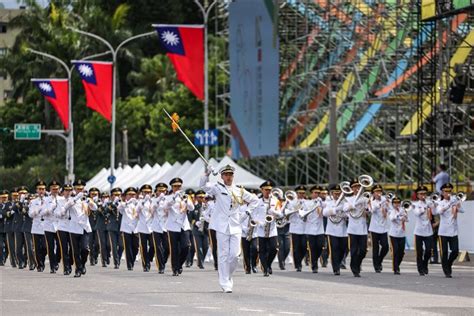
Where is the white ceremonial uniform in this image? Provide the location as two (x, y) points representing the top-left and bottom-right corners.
(412, 200), (433, 237)
(388, 207), (406, 238)
(255, 197), (278, 238)
(206, 200), (216, 231)
(288, 199), (307, 235)
(150, 195), (167, 234)
(53, 196), (70, 232)
(368, 197), (389, 234)
(304, 198), (325, 236)
(29, 197), (45, 235)
(136, 198), (153, 234)
(42, 195), (60, 233)
(64, 197), (93, 234)
(435, 198), (463, 237)
(165, 194), (193, 232)
(118, 199), (138, 234)
(323, 199), (348, 237)
(200, 174), (258, 292)
(344, 196), (368, 235)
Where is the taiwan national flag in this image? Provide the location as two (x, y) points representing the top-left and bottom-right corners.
(72, 60), (113, 122)
(153, 24), (204, 101)
(32, 79), (69, 130)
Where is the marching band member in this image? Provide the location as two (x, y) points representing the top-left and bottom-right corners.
(255, 181), (279, 277)
(21, 188), (35, 270)
(412, 185), (434, 276)
(106, 187), (123, 269)
(189, 190), (210, 269)
(207, 197), (219, 271)
(368, 184), (389, 273)
(95, 191), (111, 267)
(28, 181), (48, 272)
(15, 186), (32, 270)
(54, 184), (73, 275)
(289, 185), (308, 272)
(136, 184), (155, 272)
(388, 197), (406, 275)
(11, 188), (25, 269)
(43, 180), (62, 273)
(343, 179), (369, 277)
(435, 183), (463, 278)
(165, 178), (194, 276)
(240, 191), (258, 274)
(1, 189), (16, 268)
(185, 188), (196, 268)
(319, 186), (329, 268)
(118, 187), (139, 271)
(64, 179), (94, 277)
(323, 184), (348, 276)
(88, 187), (101, 266)
(151, 183), (169, 274)
(304, 185), (325, 273)
(276, 192), (291, 270)
(200, 164), (258, 293)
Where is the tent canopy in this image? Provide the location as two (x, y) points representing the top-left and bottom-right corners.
(85, 156), (265, 192)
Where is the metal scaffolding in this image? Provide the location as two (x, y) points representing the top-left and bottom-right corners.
(214, 0), (474, 193)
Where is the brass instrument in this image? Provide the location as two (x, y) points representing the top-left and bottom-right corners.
(401, 200), (412, 211)
(198, 216), (206, 233)
(354, 174), (374, 202)
(246, 216), (257, 241)
(264, 215), (274, 238)
(329, 181), (351, 224)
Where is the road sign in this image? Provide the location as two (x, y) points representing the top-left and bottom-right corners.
(14, 124), (41, 140)
(107, 175), (116, 184)
(194, 129), (218, 146)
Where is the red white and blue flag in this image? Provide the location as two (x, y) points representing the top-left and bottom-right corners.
(32, 79), (69, 130)
(153, 24), (204, 100)
(72, 60), (113, 122)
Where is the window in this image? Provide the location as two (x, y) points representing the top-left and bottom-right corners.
(0, 47), (7, 56)
(0, 24), (7, 33)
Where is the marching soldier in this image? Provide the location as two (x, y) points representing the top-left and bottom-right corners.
(412, 185), (434, 276)
(343, 179), (369, 277)
(368, 184), (389, 273)
(21, 189), (35, 270)
(435, 183), (463, 278)
(136, 184), (155, 272)
(88, 187), (101, 266)
(200, 164), (258, 293)
(106, 187), (123, 269)
(118, 187), (139, 271)
(276, 192), (291, 271)
(388, 197), (407, 274)
(304, 185), (325, 273)
(323, 184), (348, 275)
(151, 183), (169, 274)
(207, 197), (218, 271)
(165, 178), (193, 276)
(12, 188), (27, 268)
(0, 190), (11, 266)
(29, 181), (48, 272)
(240, 190), (258, 274)
(189, 190), (210, 269)
(319, 186), (329, 268)
(3, 190), (17, 268)
(95, 191), (111, 267)
(289, 185), (307, 272)
(43, 180), (61, 273)
(255, 181), (279, 277)
(185, 188), (196, 268)
(66, 179), (94, 277)
(54, 184), (72, 275)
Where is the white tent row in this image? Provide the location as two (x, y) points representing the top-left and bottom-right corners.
(85, 156), (265, 192)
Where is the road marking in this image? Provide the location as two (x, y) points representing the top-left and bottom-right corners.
(3, 299), (30, 302)
(53, 300), (80, 304)
(150, 304), (179, 308)
(101, 302), (128, 306)
(278, 312), (305, 315)
(195, 306), (221, 310)
(170, 281), (182, 284)
(239, 307), (265, 312)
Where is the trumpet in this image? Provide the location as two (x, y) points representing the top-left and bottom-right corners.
(401, 200), (412, 211)
(427, 193), (440, 205)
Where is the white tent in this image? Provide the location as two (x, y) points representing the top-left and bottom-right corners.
(86, 156), (265, 192)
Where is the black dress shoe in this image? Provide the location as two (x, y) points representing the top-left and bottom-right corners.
(353, 273), (361, 277)
(0, 263), (4, 266)
(19, 265), (24, 270)
(113, 264), (119, 269)
(29, 265), (36, 271)
(245, 270), (251, 274)
(251, 267), (258, 273)
(419, 272), (425, 276)
(340, 263), (346, 269)
(127, 267), (133, 271)
(312, 269), (318, 273)
(172, 271), (179, 276)
(198, 265), (204, 269)
(322, 261), (328, 268)
(158, 269), (165, 274)
(54, 264), (59, 271)
(424, 269), (429, 275)
(50, 270), (56, 274)
(74, 271), (81, 278)
(375, 269), (381, 273)
(64, 270), (71, 276)
(394, 271), (400, 275)
(178, 268), (183, 274)
(296, 268), (302, 272)
(102, 263), (107, 267)
(268, 267), (272, 275)
(334, 270), (340, 276)
(445, 274), (452, 278)
(263, 271), (269, 277)
(81, 267), (87, 275)
(185, 263), (191, 268)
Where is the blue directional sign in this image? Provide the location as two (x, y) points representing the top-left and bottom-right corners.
(194, 129), (218, 146)
(107, 175), (116, 184)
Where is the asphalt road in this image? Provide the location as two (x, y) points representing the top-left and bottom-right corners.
(1, 255), (473, 315)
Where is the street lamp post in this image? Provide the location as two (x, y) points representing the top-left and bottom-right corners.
(27, 49), (113, 184)
(194, 0), (217, 160)
(66, 27), (155, 190)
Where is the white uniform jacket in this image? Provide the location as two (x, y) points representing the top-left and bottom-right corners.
(28, 196), (45, 235)
(323, 199), (348, 237)
(368, 197), (389, 234)
(412, 200), (434, 237)
(435, 197), (464, 237)
(344, 195), (369, 235)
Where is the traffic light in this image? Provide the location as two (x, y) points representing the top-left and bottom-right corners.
(0, 127), (11, 135)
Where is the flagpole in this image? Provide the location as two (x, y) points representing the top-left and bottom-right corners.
(194, 0), (218, 161)
(66, 27), (156, 191)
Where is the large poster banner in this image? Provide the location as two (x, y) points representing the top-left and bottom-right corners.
(229, 0), (279, 158)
